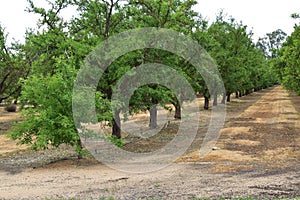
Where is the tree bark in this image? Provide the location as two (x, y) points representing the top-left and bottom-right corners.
(204, 96), (209, 110)
(149, 98), (158, 129)
(112, 109), (121, 139)
(174, 101), (181, 119)
(235, 91), (239, 98)
(221, 93), (226, 104)
(245, 89), (250, 95)
(77, 139), (83, 159)
(213, 93), (218, 106)
(149, 105), (158, 129)
(226, 92), (231, 102)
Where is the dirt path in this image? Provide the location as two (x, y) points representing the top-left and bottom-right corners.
(180, 86), (300, 169)
(0, 86), (299, 199)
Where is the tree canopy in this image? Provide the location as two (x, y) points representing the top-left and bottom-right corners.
(274, 15), (300, 94)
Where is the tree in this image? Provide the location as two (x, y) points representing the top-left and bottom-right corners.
(124, 0), (201, 116)
(10, 0), (279, 156)
(192, 21), (220, 109)
(0, 25), (29, 104)
(207, 15), (250, 102)
(256, 29), (287, 59)
(10, 0), (88, 154)
(276, 22), (300, 94)
(70, 0), (130, 138)
(197, 12), (279, 105)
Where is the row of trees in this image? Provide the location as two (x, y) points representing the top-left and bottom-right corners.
(0, 0), (285, 153)
(273, 14), (300, 94)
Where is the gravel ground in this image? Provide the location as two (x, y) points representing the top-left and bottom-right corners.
(1, 160), (299, 199)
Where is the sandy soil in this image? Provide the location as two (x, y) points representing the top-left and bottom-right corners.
(0, 107), (27, 155)
(0, 86), (299, 199)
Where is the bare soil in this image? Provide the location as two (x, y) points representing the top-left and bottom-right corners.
(0, 86), (299, 199)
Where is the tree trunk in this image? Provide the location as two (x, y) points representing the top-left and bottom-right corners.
(149, 105), (158, 129)
(112, 109), (121, 139)
(213, 93), (218, 106)
(77, 139), (83, 159)
(245, 89), (250, 95)
(235, 91), (239, 98)
(221, 93), (226, 104)
(239, 91), (242, 98)
(149, 98), (158, 129)
(204, 96), (209, 110)
(226, 92), (231, 102)
(174, 101), (181, 119)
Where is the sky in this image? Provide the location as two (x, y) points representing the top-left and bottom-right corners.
(0, 0), (299, 45)
(195, 0), (300, 41)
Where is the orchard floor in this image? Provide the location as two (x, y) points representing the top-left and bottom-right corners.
(0, 85), (299, 199)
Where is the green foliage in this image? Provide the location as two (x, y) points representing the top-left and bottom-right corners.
(10, 65), (79, 150)
(126, 0), (198, 33)
(106, 134), (125, 147)
(7, 0), (290, 154)
(274, 24), (300, 94)
(0, 24), (29, 103)
(8, 0), (83, 151)
(256, 29), (287, 59)
(203, 13), (274, 100)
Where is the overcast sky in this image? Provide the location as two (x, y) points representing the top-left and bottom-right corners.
(0, 0), (299, 44)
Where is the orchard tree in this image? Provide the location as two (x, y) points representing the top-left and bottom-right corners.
(192, 21), (220, 109)
(124, 0), (202, 118)
(69, 0), (132, 138)
(10, 0), (88, 154)
(276, 15), (300, 94)
(207, 15), (251, 102)
(9, 0), (281, 156)
(0, 25), (29, 104)
(204, 13), (275, 103)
